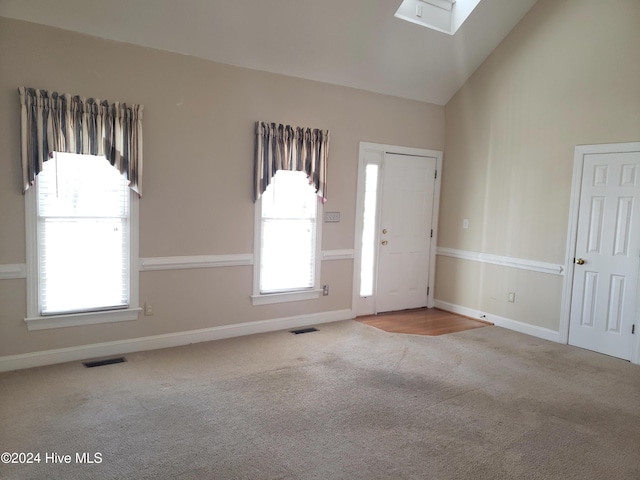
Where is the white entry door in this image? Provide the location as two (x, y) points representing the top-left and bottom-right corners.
(376, 153), (437, 313)
(569, 151), (640, 360)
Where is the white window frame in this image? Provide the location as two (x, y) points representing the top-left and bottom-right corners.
(23, 156), (141, 331)
(251, 172), (323, 306)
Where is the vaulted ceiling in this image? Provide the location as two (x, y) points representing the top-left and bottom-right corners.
(0, 0), (538, 105)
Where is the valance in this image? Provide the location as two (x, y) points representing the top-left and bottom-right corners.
(254, 121), (329, 202)
(19, 87), (144, 196)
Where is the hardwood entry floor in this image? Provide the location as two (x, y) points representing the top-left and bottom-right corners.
(356, 308), (493, 336)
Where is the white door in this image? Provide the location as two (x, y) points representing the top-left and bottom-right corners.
(569, 151), (640, 360)
(376, 153), (437, 313)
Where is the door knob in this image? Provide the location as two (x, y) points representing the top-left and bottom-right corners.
(575, 258), (585, 265)
(381, 240), (388, 245)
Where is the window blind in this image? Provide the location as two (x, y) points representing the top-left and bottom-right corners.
(37, 153), (130, 315)
(260, 170), (317, 293)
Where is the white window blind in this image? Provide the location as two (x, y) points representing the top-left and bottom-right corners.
(37, 152), (130, 315)
(260, 170), (318, 293)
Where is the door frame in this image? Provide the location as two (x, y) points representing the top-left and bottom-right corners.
(559, 142), (640, 365)
(352, 142), (443, 316)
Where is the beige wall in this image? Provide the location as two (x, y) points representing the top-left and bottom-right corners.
(5, 0), (637, 359)
(436, 0), (640, 330)
(0, 17), (444, 357)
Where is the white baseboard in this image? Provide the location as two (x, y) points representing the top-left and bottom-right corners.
(0, 309), (354, 373)
(434, 300), (561, 343)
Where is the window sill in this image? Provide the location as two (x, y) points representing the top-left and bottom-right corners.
(24, 307), (142, 331)
(251, 289), (322, 306)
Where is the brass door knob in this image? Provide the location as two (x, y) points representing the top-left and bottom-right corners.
(575, 258), (585, 265)
(381, 240), (388, 245)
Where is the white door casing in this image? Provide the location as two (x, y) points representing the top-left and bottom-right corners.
(353, 143), (442, 317)
(562, 143), (640, 363)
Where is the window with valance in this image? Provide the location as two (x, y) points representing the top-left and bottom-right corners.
(252, 121), (330, 305)
(19, 87), (143, 329)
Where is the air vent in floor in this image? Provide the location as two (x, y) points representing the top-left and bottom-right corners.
(83, 357), (127, 368)
(290, 327), (319, 335)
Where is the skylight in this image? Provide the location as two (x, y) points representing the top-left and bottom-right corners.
(394, 0), (483, 35)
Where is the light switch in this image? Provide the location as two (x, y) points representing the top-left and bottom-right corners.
(325, 212), (340, 223)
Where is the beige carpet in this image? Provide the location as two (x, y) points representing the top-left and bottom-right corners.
(1, 320), (639, 480)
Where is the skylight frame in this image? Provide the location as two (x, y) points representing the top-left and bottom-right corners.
(394, 0), (483, 36)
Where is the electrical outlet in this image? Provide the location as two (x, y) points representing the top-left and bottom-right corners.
(144, 302), (154, 316)
(508, 292), (516, 303)
(463, 218), (469, 229)
(322, 285), (329, 296)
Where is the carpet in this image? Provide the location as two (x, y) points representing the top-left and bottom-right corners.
(1, 320), (639, 479)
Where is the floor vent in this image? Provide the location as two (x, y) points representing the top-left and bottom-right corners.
(290, 327), (319, 335)
(83, 357), (127, 368)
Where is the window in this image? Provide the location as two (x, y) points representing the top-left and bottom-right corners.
(24, 153), (140, 330)
(252, 170), (322, 305)
(359, 163), (379, 297)
(394, 0), (482, 36)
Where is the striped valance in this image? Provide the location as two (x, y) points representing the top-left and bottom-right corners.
(254, 121), (329, 202)
(19, 87), (144, 196)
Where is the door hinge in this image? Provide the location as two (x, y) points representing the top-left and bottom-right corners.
(430, 229), (433, 238)
(427, 286), (430, 296)
(434, 170), (438, 179)
(633, 325), (636, 334)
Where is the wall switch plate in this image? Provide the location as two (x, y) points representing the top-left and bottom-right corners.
(508, 292), (516, 303)
(322, 285), (329, 296)
(325, 212), (340, 223)
(144, 302), (154, 316)
(463, 218), (469, 229)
